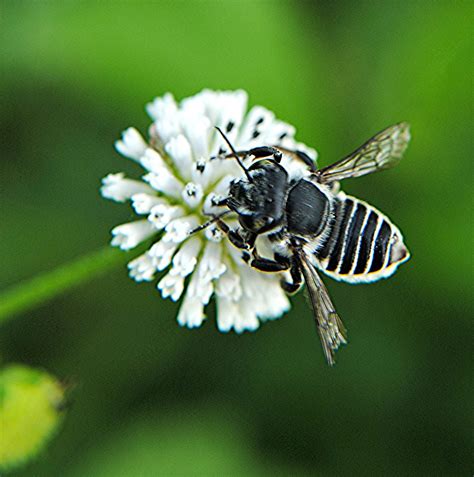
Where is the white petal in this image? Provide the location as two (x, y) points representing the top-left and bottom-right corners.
(179, 113), (211, 161)
(215, 266), (242, 302)
(190, 157), (216, 188)
(198, 241), (226, 283)
(201, 177), (233, 215)
(128, 253), (156, 282)
(216, 296), (239, 332)
(179, 241), (227, 308)
(240, 267), (290, 320)
(188, 278), (214, 305)
(153, 118), (181, 145)
(148, 204), (184, 230)
(235, 299), (260, 333)
(262, 119), (296, 144)
(181, 182), (204, 209)
(158, 272), (185, 301)
(111, 220), (156, 250)
(139, 148), (169, 173)
(147, 93), (181, 144)
(146, 93), (181, 144)
(180, 89), (209, 116)
(200, 195), (222, 221)
(225, 240), (246, 265)
(146, 92), (178, 121)
(101, 173), (155, 203)
(177, 290), (206, 329)
(115, 128), (148, 161)
(163, 215), (199, 244)
(148, 239), (178, 271)
(205, 90), (248, 155)
(165, 135), (194, 181)
(204, 225), (224, 243)
(217, 90), (248, 130)
(143, 170), (183, 199)
(258, 283), (290, 319)
(237, 106), (275, 149)
(259, 285), (291, 320)
(131, 193), (166, 215)
(216, 295), (259, 333)
(170, 237), (201, 277)
(220, 266), (265, 333)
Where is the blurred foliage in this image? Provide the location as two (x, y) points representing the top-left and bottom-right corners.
(0, 1), (472, 475)
(66, 405), (310, 477)
(0, 247), (125, 324)
(0, 365), (66, 472)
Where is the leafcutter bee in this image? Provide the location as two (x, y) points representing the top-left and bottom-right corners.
(192, 123), (411, 365)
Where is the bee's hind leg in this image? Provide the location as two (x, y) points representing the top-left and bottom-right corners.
(280, 256), (303, 294)
(243, 250), (291, 273)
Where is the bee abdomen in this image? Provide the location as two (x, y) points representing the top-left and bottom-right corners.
(315, 195), (409, 283)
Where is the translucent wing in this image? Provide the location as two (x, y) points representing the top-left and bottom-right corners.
(298, 252), (347, 365)
(318, 122), (410, 183)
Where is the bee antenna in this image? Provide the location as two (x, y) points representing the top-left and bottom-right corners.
(188, 210), (231, 235)
(215, 126), (254, 182)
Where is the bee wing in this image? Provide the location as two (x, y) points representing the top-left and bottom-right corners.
(298, 252), (347, 365)
(318, 122), (410, 183)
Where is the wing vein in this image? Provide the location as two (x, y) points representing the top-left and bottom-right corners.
(298, 252), (347, 365)
(318, 122), (410, 183)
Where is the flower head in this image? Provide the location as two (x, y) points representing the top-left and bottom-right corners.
(101, 89), (316, 332)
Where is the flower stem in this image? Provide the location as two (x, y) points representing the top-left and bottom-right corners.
(0, 247), (126, 326)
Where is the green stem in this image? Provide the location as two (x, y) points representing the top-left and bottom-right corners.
(0, 247), (127, 326)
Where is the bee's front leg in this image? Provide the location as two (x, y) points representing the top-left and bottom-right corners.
(215, 219), (253, 250)
(248, 146), (282, 162)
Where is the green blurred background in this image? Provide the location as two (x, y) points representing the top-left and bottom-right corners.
(1, 1), (472, 475)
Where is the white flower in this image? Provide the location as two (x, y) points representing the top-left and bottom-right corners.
(101, 89), (317, 333)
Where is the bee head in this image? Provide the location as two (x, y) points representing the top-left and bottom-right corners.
(227, 178), (257, 215)
(227, 160), (289, 234)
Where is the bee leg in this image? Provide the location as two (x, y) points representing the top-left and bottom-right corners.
(209, 196), (228, 208)
(247, 251), (291, 273)
(212, 147), (282, 163)
(280, 256), (303, 294)
(210, 150), (247, 161)
(281, 281), (301, 294)
(215, 219), (252, 250)
(295, 150), (317, 172)
(249, 258), (290, 272)
(248, 146), (282, 162)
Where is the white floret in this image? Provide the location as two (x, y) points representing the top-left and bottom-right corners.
(102, 89), (314, 333)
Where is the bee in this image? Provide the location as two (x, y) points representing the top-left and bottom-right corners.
(193, 123), (410, 365)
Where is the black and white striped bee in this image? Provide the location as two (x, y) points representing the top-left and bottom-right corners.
(194, 123), (410, 365)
